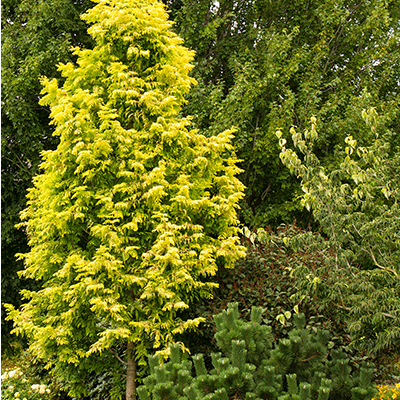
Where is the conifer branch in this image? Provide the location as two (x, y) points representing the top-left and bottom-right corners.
(109, 348), (128, 366)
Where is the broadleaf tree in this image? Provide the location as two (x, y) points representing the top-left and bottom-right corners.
(277, 109), (400, 358)
(5, 0), (245, 398)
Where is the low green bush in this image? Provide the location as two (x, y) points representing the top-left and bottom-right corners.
(138, 303), (377, 400)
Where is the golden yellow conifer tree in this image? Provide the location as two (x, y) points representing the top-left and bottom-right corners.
(6, 1), (245, 398)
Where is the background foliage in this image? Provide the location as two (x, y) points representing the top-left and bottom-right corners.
(3, 0), (400, 347)
(171, 0), (400, 226)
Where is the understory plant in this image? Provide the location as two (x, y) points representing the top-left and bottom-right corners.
(1, 368), (53, 400)
(372, 382), (400, 400)
(177, 223), (355, 364)
(137, 303), (376, 400)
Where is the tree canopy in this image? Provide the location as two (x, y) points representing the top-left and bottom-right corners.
(172, 0), (400, 226)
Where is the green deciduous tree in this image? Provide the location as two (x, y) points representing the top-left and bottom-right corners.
(277, 108), (400, 359)
(5, 1), (245, 398)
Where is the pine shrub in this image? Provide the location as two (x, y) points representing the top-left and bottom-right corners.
(138, 303), (376, 400)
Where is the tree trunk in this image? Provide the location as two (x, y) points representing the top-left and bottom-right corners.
(126, 341), (136, 400)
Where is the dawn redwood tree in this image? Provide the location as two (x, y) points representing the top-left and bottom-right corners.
(6, 0), (245, 398)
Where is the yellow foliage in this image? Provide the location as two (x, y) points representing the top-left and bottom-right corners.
(373, 383), (400, 400)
